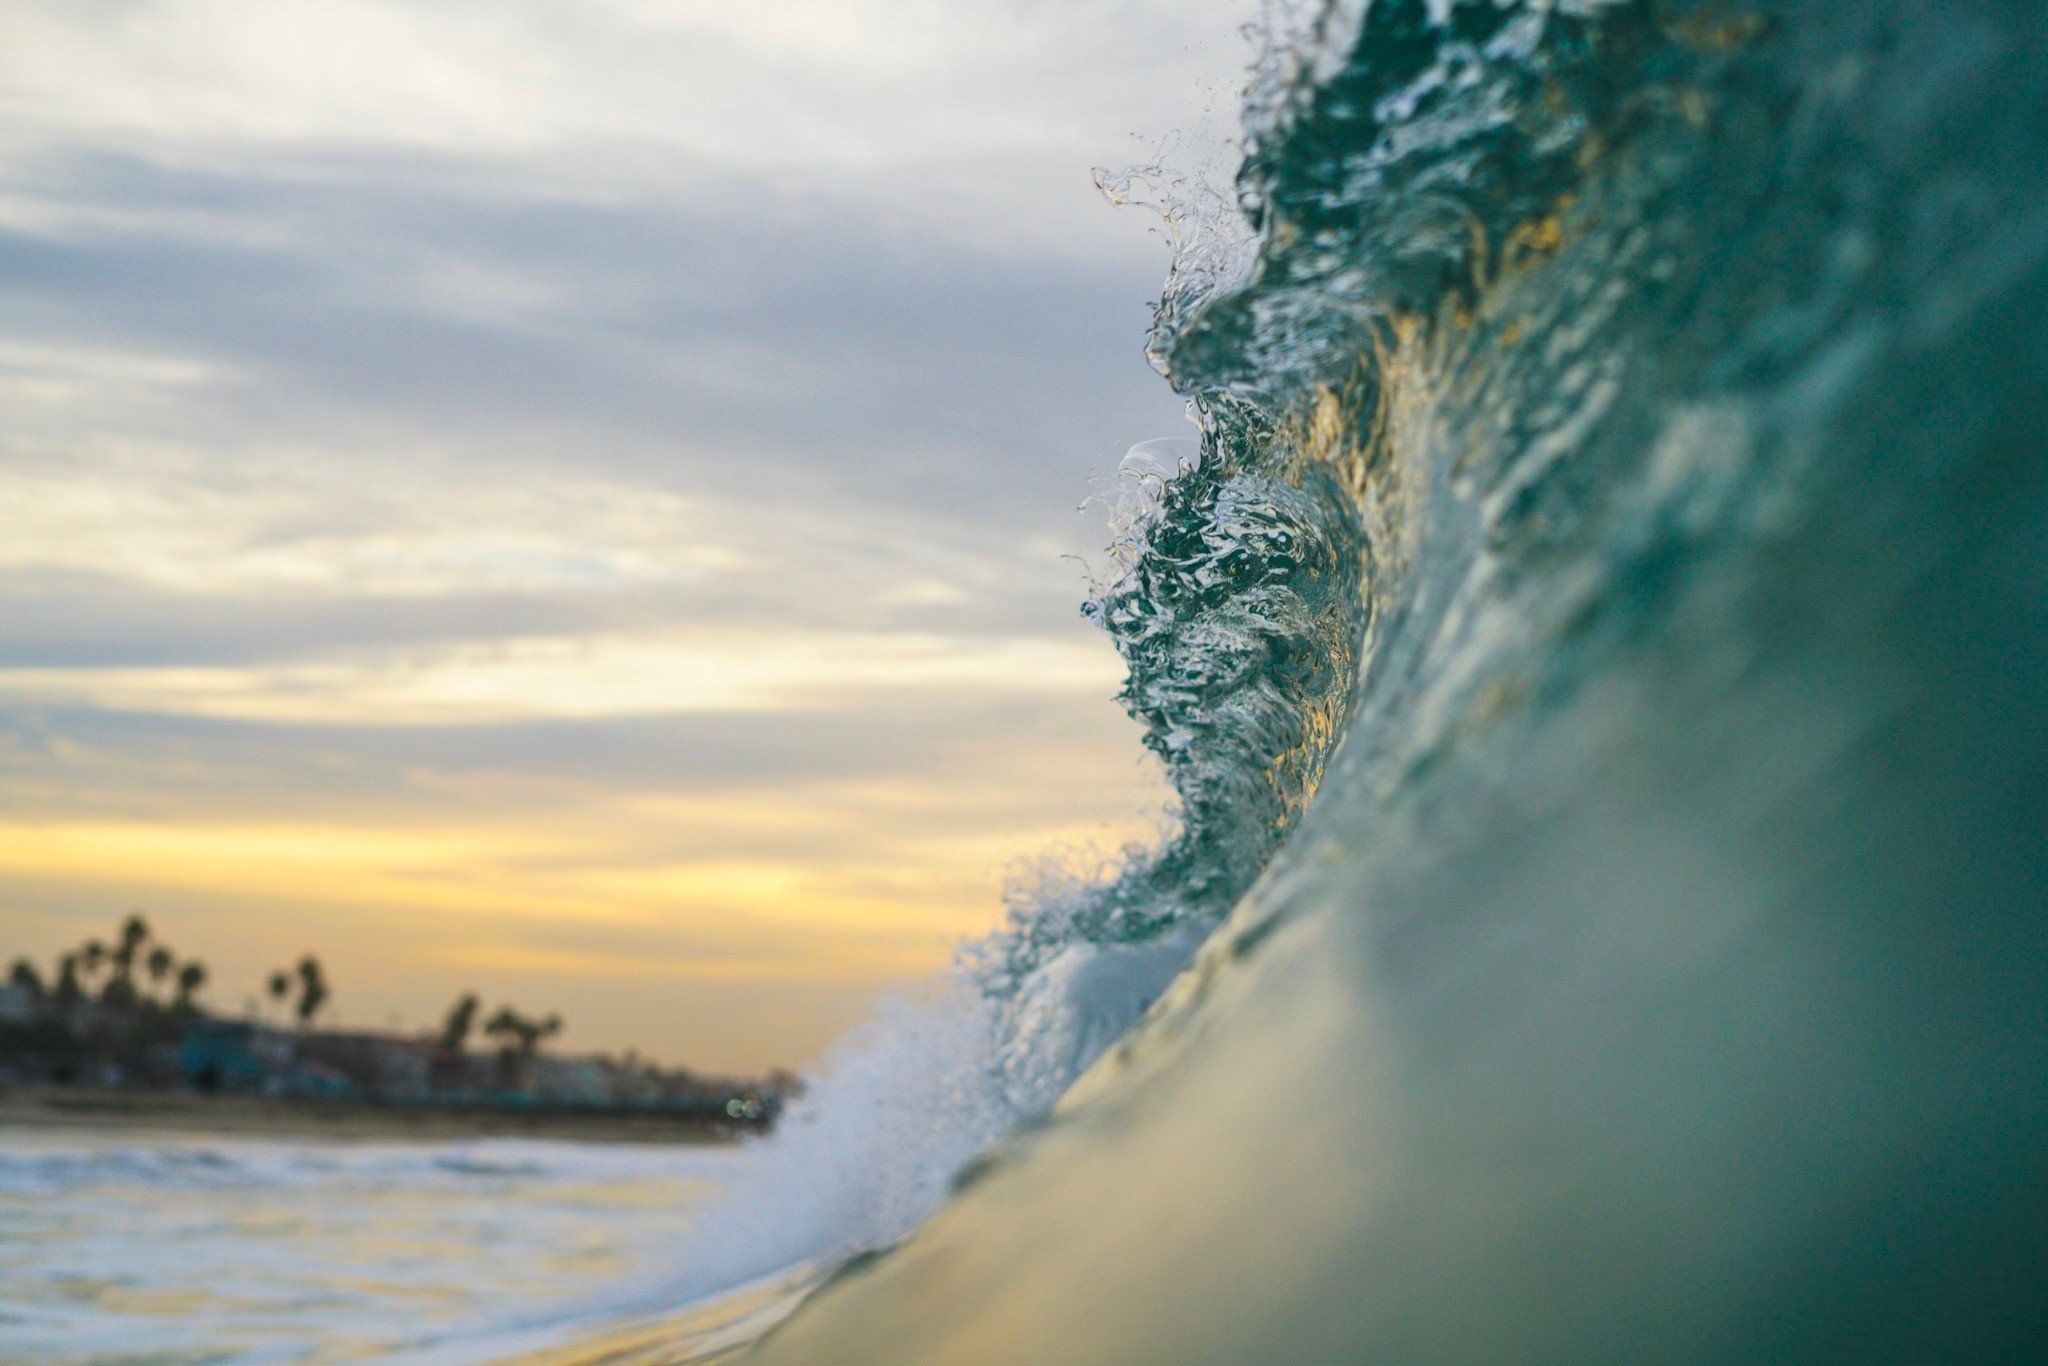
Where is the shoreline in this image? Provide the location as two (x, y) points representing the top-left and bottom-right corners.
(0, 1086), (750, 1145)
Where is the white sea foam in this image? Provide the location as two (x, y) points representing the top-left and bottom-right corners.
(588, 931), (1202, 1319)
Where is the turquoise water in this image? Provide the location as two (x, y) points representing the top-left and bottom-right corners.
(737, 0), (2048, 1360)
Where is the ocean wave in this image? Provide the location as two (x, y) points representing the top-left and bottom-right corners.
(739, 0), (2048, 1361)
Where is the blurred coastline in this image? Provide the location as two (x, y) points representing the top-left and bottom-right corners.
(0, 1084), (755, 1144)
(5, 915), (799, 1144)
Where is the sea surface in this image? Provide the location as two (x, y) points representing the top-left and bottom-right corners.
(0, 1131), (743, 1364)
(12, 0), (2048, 1361)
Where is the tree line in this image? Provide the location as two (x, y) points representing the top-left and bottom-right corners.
(9, 913), (209, 1015)
(7, 913), (569, 1060)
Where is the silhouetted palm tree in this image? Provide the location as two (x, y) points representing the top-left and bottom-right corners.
(55, 953), (84, 1005)
(294, 955), (328, 1028)
(483, 1006), (564, 1058)
(174, 961), (207, 1011)
(483, 1005), (561, 1089)
(145, 946), (175, 999)
(8, 958), (43, 999)
(483, 1006), (519, 1050)
(111, 913), (150, 983)
(80, 940), (107, 990)
(440, 993), (480, 1052)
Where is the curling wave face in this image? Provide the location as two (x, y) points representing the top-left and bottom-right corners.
(741, 0), (2048, 1361)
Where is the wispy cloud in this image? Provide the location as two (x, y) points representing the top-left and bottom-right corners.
(0, 0), (1247, 244)
(0, 629), (1124, 724)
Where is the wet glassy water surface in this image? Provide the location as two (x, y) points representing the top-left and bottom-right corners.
(0, 1131), (741, 1364)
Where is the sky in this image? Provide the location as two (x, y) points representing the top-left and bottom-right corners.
(0, 0), (1261, 1071)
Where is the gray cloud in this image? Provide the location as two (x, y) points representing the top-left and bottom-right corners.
(0, 690), (1152, 814)
(1, 151), (1186, 532)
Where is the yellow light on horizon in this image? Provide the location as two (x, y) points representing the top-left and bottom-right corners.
(0, 629), (1126, 725)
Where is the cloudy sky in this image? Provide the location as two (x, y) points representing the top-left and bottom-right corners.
(0, 0), (1260, 1070)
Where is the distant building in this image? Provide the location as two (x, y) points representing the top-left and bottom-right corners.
(530, 1054), (614, 1106)
(285, 1059), (359, 1100)
(181, 1020), (276, 1093)
(374, 1040), (433, 1100)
